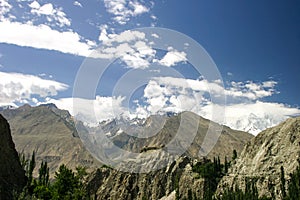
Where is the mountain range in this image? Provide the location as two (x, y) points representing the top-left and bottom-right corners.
(1, 104), (299, 199)
(0, 104), (252, 175)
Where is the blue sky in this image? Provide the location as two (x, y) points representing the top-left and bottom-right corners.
(0, 0), (299, 134)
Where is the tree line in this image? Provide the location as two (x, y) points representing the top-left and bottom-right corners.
(16, 152), (89, 200)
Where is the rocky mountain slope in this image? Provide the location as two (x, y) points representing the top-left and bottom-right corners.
(87, 156), (205, 200)
(0, 114), (26, 200)
(89, 111), (253, 165)
(79, 111), (253, 199)
(0, 104), (100, 177)
(216, 116), (300, 199)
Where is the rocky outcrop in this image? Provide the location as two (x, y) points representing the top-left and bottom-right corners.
(216, 116), (300, 199)
(87, 156), (205, 200)
(0, 114), (26, 200)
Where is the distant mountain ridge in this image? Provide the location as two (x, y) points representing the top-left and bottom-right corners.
(77, 110), (253, 173)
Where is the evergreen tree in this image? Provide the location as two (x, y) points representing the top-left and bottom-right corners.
(280, 166), (287, 199)
(38, 161), (50, 186)
(26, 151), (36, 195)
(224, 156), (229, 174)
(18, 152), (28, 170)
(286, 159), (300, 200)
(51, 164), (87, 199)
(232, 149), (237, 161)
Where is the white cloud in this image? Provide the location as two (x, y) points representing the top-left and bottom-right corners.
(151, 33), (159, 38)
(146, 77), (277, 104)
(35, 74), (300, 135)
(0, 0), (12, 20)
(98, 25), (109, 42)
(140, 77), (209, 114)
(0, 21), (93, 56)
(0, 71), (68, 105)
(0, 0), (16, 21)
(29, 2), (71, 27)
(226, 80), (277, 100)
(200, 101), (300, 135)
(45, 96), (126, 125)
(28, 1), (40, 9)
(98, 29), (193, 69)
(129, 1), (149, 15)
(157, 49), (188, 67)
(150, 15), (157, 20)
(130, 77), (300, 135)
(96, 29), (156, 69)
(99, 29), (146, 45)
(73, 1), (83, 8)
(103, 0), (150, 24)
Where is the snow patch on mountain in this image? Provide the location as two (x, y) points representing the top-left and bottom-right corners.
(224, 113), (290, 135)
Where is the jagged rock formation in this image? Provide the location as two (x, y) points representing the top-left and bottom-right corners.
(87, 156), (205, 200)
(216, 116), (300, 199)
(0, 104), (100, 177)
(91, 111), (253, 163)
(0, 114), (26, 200)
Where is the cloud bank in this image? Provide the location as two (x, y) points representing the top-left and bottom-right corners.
(40, 76), (300, 135)
(0, 21), (93, 56)
(0, 71), (68, 106)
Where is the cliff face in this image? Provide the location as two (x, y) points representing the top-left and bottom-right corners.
(216, 116), (300, 199)
(0, 114), (26, 200)
(87, 156), (205, 200)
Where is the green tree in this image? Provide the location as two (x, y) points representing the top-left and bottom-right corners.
(232, 149), (237, 161)
(192, 157), (224, 200)
(38, 161), (50, 186)
(218, 179), (271, 200)
(51, 164), (87, 199)
(18, 152), (28, 170)
(33, 161), (52, 199)
(286, 159), (300, 200)
(26, 151), (36, 195)
(224, 156), (229, 174)
(280, 166), (287, 199)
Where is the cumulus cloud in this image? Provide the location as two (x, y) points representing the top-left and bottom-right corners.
(0, 21), (94, 56)
(157, 49), (188, 67)
(0, 0), (12, 20)
(226, 80), (277, 100)
(139, 77), (212, 115)
(96, 29), (156, 69)
(73, 1), (83, 8)
(130, 77), (300, 135)
(29, 1), (71, 27)
(0, 0), (94, 57)
(45, 96), (126, 125)
(0, 71), (68, 105)
(200, 101), (300, 135)
(151, 33), (159, 38)
(99, 29), (146, 45)
(97, 29), (193, 69)
(103, 0), (150, 25)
